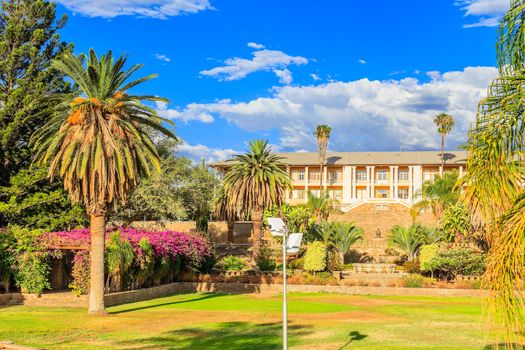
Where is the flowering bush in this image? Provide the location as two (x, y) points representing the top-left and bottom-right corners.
(40, 227), (214, 294)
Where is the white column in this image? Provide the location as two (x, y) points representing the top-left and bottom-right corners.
(323, 166), (328, 191)
(351, 166), (356, 200)
(304, 166), (309, 204)
(389, 166), (394, 199)
(408, 166), (413, 199)
(394, 166), (399, 199)
(370, 166), (375, 198)
(459, 166), (463, 178)
(286, 166), (291, 203)
(413, 166), (423, 200)
(342, 166), (351, 204)
(439, 165), (443, 177)
(365, 166), (371, 199)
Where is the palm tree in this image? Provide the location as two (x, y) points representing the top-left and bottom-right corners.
(222, 140), (291, 262)
(313, 125), (332, 190)
(330, 222), (363, 263)
(32, 49), (175, 314)
(306, 192), (333, 222)
(389, 224), (427, 262)
(433, 113), (455, 168)
(461, 2), (525, 344)
(412, 170), (460, 221)
(212, 183), (237, 242)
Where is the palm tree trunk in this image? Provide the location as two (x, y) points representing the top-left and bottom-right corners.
(441, 133), (445, 168)
(251, 206), (263, 263)
(320, 163), (323, 191)
(88, 213), (107, 315)
(227, 219), (234, 243)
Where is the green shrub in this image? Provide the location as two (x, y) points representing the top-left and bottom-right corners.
(403, 260), (420, 273)
(288, 257), (304, 270)
(69, 251), (90, 296)
(419, 244), (439, 275)
(326, 249), (343, 272)
(430, 246), (485, 280)
(303, 241), (327, 272)
(220, 255), (246, 271)
(8, 226), (50, 294)
(257, 246), (277, 271)
(402, 274), (426, 288)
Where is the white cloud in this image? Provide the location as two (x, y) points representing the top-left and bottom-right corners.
(176, 66), (498, 152)
(156, 101), (214, 123)
(311, 73), (321, 81)
(457, 0), (509, 27)
(358, 59), (367, 65)
(273, 68), (293, 84)
(200, 44), (308, 84)
(154, 53), (171, 62)
(178, 142), (239, 163)
(56, 0), (212, 19)
(247, 42), (265, 49)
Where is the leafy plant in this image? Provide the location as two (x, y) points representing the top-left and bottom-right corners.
(401, 274), (434, 288)
(412, 171), (460, 221)
(425, 246), (485, 281)
(220, 255), (246, 271)
(419, 244), (440, 277)
(303, 241), (327, 272)
(105, 231), (134, 292)
(69, 251), (90, 296)
(441, 202), (471, 242)
(257, 246), (277, 271)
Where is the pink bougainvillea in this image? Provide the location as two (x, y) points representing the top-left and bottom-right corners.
(41, 227), (212, 270)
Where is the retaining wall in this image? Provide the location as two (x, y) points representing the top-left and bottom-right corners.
(0, 282), (486, 308)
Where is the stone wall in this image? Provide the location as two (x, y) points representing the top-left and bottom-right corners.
(0, 282), (485, 308)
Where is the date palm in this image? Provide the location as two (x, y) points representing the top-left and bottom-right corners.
(313, 125), (332, 190)
(433, 113), (455, 168)
(222, 140), (291, 262)
(462, 1), (525, 346)
(31, 49), (176, 314)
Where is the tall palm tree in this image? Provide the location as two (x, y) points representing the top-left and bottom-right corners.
(461, 1), (525, 346)
(212, 183), (238, 242)
(222, 140), (291, 262)
(32, 49), (176, 314)
(433, 113), (455, 168)
(313, 125), (332, 191)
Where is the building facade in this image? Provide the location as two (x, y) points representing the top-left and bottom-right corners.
(212, 151), (467, 212)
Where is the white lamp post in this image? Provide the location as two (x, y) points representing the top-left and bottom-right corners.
(267, 218), (303, 350)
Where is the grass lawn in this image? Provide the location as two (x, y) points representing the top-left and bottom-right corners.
(0, 292), (522, 349)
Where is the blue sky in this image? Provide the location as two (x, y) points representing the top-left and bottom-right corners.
(55, 0), (507, 161)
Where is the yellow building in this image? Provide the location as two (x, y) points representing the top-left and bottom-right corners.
(212, 150), (466, 212)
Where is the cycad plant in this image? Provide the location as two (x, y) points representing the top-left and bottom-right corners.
(313, 124), (332, 189)
(461, 1), (525, 345)
(307, 192), (334, 222)
(32, 49), (175, 314)
(222, 140), (291, 262)
(310, 221), (363, 263)
(433, 113), (455, 168)
(412, 170), (460, 221)
(389, 224), (427, 262)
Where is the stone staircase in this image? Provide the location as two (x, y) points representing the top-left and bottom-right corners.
(214, 244), (252, 260)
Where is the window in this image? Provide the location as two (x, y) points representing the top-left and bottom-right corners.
(356, 170), (367, 181)
(298, 170), (305, 181)
(377, 170), (388, 181)
(398, 188), (409, 199)
(424, 171), (432, 181)
(334, 190), (342, 200)
(377, 189), (388, 198)
(309, 170), (320, 181)
(309, 189), (321, 197)
(398, 170), (409, 181)
(292, 189), (305, 199)
(329, 169), (342, 183)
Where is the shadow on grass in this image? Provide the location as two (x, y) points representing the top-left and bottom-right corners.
(338, 331), (367, 349)
(117, 321), (312, 349)
(483, 344), (525, 349)
(110, 293), (224, 314)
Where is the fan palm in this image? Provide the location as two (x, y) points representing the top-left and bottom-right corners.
(433, 113), (455, 168)
(313, 124), (332, 190)
(461, 1), (525, 345)
(222, 140), (291, 262)
(31, 49), (176, 314)
(389, 224), (427, 262)
(412, 170), (460, 221)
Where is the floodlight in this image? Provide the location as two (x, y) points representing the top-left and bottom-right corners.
(267, 217), (286, 237)
(286, 233), (303, 254)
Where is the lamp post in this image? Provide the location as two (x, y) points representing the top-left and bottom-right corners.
(267, 218), (303, 350)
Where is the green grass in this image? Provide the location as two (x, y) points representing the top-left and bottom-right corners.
(0, 292), (523, 349)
